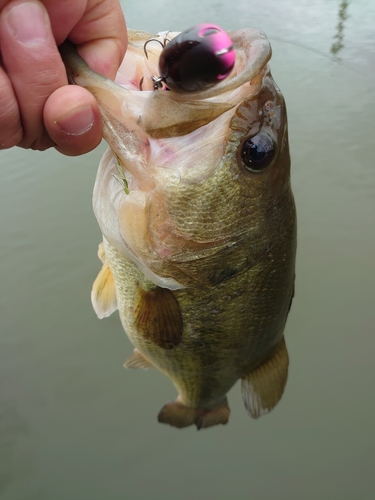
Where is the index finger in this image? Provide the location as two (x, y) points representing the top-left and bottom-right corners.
(0, 0), (128, 78)
(48, 0), (128, 79)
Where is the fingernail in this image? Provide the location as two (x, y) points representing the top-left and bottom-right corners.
(7, 1), (48, 47)
(56, 105), (95, 136)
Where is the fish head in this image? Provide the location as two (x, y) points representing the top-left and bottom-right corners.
(63, 28), (292, 289)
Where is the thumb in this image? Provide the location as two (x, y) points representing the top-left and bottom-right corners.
(44, 86), (103, 156)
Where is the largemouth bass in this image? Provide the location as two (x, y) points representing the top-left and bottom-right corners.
(61, 27), (296, 429)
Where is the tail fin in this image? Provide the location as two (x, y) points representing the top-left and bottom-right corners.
(158, 399), (230, 430)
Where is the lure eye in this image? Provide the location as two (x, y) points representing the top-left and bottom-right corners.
(241, 133), (276, 172)
(158, 23), (235, 92)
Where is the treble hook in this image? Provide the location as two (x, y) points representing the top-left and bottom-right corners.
(143, 32), (171, 59)
(141, 33), (171, 91)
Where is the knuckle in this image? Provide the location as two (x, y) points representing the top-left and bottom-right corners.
(0, 87), (23, 148)
(17, 128), (55, 151)
(0, 129), (23, 149)
(30, 133), (55, 151)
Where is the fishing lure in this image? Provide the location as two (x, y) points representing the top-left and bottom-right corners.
(144, 24), (236, 92)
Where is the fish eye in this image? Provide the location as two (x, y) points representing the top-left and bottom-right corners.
(240, 132), (276, 172)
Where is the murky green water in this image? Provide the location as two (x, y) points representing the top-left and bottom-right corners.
(1, 1), (374, 498)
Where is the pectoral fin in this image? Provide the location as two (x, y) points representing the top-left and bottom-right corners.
(123, 349), (153, 369)
(91, 243), (117, 319)
(134, 286), (183, 349)
(241, 338), (289, 419)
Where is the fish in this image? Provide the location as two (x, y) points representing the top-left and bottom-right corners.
(60, 27), (296, 429)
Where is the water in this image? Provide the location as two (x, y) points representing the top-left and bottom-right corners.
(1, 1), (374, 498)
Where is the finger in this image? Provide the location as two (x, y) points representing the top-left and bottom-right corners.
(44, 86), (103, 156)
(0, 0), (68, 149)
(0, 63), (23, 149)
(0, 0), (85, 43)
(67, 0), (128, 79)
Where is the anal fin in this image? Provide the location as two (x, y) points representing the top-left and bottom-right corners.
(124, 349), (153, 370)
(241, 338), (289, 419)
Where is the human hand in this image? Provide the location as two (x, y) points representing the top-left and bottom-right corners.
(0, 0), (127, 155)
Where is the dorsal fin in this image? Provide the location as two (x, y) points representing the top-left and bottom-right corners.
(134, 286), (183, 349)
(241, 338), (289, 418)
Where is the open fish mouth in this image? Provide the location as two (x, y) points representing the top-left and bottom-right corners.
(116, 28), (272, 136)
(62, 28), (271, 134)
